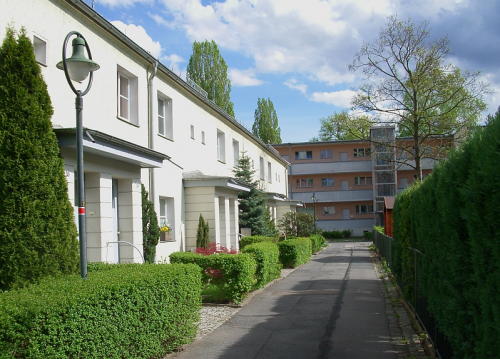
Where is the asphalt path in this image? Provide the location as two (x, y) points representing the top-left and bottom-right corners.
(171, 242), (399, 359)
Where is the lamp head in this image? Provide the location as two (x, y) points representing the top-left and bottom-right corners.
(57, 36), (100, 82)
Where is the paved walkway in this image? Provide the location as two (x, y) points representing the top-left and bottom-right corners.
(170, 242), (404, 359)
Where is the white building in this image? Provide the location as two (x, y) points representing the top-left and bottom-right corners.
(1, 0), (299, 263)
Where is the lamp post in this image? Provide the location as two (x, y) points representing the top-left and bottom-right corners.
(56, 32), (99, 279)
(311, 192), (317, 234)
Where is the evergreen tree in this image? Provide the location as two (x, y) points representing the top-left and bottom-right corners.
(196, 213), (210, 249)
(187, 40), (235, 117)
(0, 27), (79, 290)
(233, 151), (269, 235)
(252, 98), (282, 144)
(142, 184), (159, 263)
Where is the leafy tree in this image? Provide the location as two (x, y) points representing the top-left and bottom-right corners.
(233, 151), (270, 236)
(277, 211), (318, 238)
(142, 184), (159, 263)
(316, 111), (371, 141)
(252, 97), (282, 144)
(196, 213), (210, 249)
(187, 40), (234, 117)
(0, 27), (79, 290)
(349, 15), (491, 180)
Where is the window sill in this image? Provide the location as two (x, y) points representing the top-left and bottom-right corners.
(117, 116), (140, 127)
(158, 133), (174, 142)
(217, 160), (226, 164)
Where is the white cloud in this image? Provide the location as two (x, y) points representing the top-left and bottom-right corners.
(111, 21), (162, 58)
(284, 78), (308, 95)
(310, 89), (357, 108)
(98, 0), (153, 8)
(161, 54), (185, 75)
(229, 68), (263, 87)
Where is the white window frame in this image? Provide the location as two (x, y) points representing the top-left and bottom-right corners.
(159, 197), (175, 241)
(190, 125), (195, 140)
(320, 150), (333, 159)
(295, 151), (313, 160)
(217, 130), (226, 163)
(157, 93), (173, 139)
(356, 204), (374, 214)
(323, 206), (336, 215)
(202, 131), (205, 144)
(33, 34), (47, 66)
(354, 176), (372, 185)
(117, 66), (139, 125)
(296, 179), (314, 188)
(321, 178), (334, 187)
(233, 139), (239, 166)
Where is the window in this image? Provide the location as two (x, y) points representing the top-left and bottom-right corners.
(321, 178), (334, 187)
(296, 179), (313, 188)
(323, 206), (336, 215)
(201, 131), (205, 144)
(117, 66), (138, 125)
(157, 94), (173, 139)
(320, 150), (333, 159)
(356, 204), (374, 214)
(33, 35), (46, 66)
(217, 130), (225, 162)
(252, 159), (255, 169)
(159, 197), (175, 241)
(233, 140), (239, 166)
(260, 157), (265, 180)
(190, 125), (195, 139)
(354, 176), (372, 185)
(354, 148), (371, 157)
(268, 162), (272, 183)
(295, 151), (313, 160)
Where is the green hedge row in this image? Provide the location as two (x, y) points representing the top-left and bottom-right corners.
(278, 238), (312, 268)
(309, 234), (325, 254)
(239, 235), (279, 250)
(169, 252), (256, 302)
(242, 241), (282, 288)
(392, 109), (500, 358)
(0, 263), (201, 359)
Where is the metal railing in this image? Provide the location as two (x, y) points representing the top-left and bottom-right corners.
(105, 241), (145, 264)
(372, 231), (454, 359)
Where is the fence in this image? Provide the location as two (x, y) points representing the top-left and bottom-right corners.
(372, 231), (454, 359)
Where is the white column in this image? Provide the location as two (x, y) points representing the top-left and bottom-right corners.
(229, 197), (238, 251)
(118, 178), (143, 263)
(214, 195), (220, 246)
(85, 172), (113, 263)
(224, 196), (230, 248)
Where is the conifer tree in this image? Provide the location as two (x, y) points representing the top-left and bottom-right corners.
(142, 184), (159, 263)
(0, 27), (79, 290)
(233, 151), (269, 235)
(196, 213), (209, 249)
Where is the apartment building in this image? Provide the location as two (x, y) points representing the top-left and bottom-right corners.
(1, 0), (298, 263)
(273, 127), (441, 236)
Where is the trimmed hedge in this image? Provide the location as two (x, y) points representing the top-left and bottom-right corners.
(322, 230), (343, 239)
(0, 263), (201, 359)
(169, 252), (256, 302)
(278, 238), (311, 268)
(242, 241), (282, 288)
(239, 235), (279, 250)
(309, 234), (326, 254)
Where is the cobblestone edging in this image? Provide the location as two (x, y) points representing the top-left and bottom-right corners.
(371, 253), (429, 359)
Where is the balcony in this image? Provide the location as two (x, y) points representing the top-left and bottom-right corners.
(396, 158), (436, 171)
(291, 189), (373, 203)
(290, 160), (372, 175)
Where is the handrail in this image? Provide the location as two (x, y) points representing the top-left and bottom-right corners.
(105, 241), (145, 264)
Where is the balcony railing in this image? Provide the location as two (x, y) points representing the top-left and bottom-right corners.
(290, 160), (372, 175)
(291, 189), (373, 203)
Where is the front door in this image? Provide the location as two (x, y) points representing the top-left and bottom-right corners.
(342, 209), (350, 220)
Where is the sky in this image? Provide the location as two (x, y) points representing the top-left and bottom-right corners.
(90, 0), (500, 143)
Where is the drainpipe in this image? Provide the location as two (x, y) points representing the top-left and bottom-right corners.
(148, 60), (158, 200)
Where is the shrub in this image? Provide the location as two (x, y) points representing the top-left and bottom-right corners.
(242, 241), (282, 288)
(278, 238), (312, 268)
(277, 211), (318, 237)
(239, 235), (279, 250)
(195, 242), (237, 255)
(342, 229), (352, 238)
(309, 234), (326, 254)
(196, 214), (210, 249)
(0, 263), (202, 358)
(322, 230), (343, 238)
(373, 225), (384, 234)
(363, 231), (373, 240)
(170, 252), (256, 303)
(0, 27), (79, 291)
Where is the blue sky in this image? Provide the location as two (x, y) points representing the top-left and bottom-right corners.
(91, 0), (500, 142)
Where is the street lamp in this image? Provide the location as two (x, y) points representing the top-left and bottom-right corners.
(56, 32), (99, 279)
(311, 192), (317, 234)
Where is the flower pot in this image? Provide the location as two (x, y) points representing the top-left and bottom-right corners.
(160, 232), (173, 242)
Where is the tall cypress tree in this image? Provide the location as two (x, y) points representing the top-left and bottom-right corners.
(252, 98), (282, 144)
(233, 151), (269, 235)
(142, 184), (159, 263)
(0, 27), (79, 290)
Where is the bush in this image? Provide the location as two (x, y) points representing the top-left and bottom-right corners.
(239, 235), (279, 250)
(195, 242), (237, 255)
(278, 238), (311, 268)
(196, 213), (210, 249)
(242, 242), (282, 288)
(342, 229), (352, 238)
(277, 211), (318, 237)
(170, 252), (256, 303)
(363, 231), (373, 240)
(322, 230), (343, 239)
(0, 27), (79, 291)
(309, 234), (326, 254)
(0, 263), (201, 358)
(373, 225), (384, 234)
